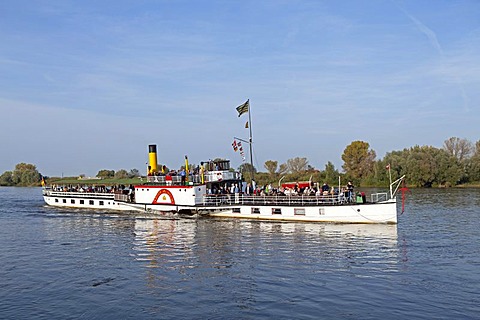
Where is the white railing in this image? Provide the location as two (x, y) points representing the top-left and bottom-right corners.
(146, 171), (241, 185)
(204, 171), (240, 182)
(199, 194), (351, 207)
(371, 192), (389, 203)
(199, 191), (390, 207)
(148, 175), (184, 184)
(114, 193), (130, 202)
(44, 190), (114, 199)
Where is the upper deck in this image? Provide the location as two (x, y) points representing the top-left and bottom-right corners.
(145, 170), (241, 186)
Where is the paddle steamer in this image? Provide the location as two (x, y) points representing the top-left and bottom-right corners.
(43, 144), (405, 224)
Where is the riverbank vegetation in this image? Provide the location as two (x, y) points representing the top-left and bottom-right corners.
(1, 137), (479, 188)
(249, 137), (480, 188)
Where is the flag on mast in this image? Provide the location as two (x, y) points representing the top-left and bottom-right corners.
(236, 99), (249, 117)
(232, 140), (238, 152)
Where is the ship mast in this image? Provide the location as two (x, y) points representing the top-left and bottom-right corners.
(247, 101), (254, 182)
(235, 99), (255, 182)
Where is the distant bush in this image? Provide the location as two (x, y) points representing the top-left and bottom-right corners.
(97, 169), (115, 179)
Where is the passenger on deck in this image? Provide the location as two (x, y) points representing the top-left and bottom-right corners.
(245, 183), (251, 195)
(347, 181), (354, 192)
(321, 183), (330, 195)
(265, 184), (272, 194)
(330, 186), (336, 195)
(180, 168), (186, 185)
(347, 181), (354, 201)
(129, 184), (135, 202)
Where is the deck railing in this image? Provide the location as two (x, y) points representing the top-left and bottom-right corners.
(43, 190), (115, 199)
(44, 188), (391, 207)
(371, 192), (388, 203)
(198, 192), (391, 207)
(146, 171), (241, 185)
(199, 194), (344, 207)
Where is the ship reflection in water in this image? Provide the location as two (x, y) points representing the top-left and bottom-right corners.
(132, 218), (399, 288)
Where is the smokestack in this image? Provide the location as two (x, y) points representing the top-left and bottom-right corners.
(184, 155), (189, 183)
(148, 144), (158, 174)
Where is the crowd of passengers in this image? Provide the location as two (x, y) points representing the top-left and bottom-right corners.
(147, 167), (200, 177)
(207, 181), (358, 201)
(50, 184), (134, 194)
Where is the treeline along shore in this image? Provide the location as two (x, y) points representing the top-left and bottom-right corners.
(1, 137), (480, 188)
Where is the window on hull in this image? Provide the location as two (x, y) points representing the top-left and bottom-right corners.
(294, 208), (305, 215)
(272, 208), (282, 215)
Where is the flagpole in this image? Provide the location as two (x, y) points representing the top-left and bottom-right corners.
(388, 164), (392, 198)
(247, 99), (254, 182)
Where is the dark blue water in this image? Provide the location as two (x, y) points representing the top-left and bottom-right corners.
(0, 187), (479, 319)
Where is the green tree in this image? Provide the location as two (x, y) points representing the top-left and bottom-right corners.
(264, 160), (278, 175)
(12, 163), (42, 186)
(474, 140), (480, 157)
(467, 153), (480, 182)
(324, 161), (339, 184)
(239, 163), (257, 182)
(433, 148), (463, 186)
(0, 171), (14, 186)
(443, 137), (473, 161)
(342, 141), (376, 181)
(238, 163), (257, 174)
(278, 163), (288, 175)
(464, 140), (480, 183)
(404, 146), (436, 187)
(114, 169), (129, 179)
(382, 150), (409, 183)
(286, 157), (309, 174)
(263, 160), (279, 184)
(97, 169), (115, 179)
(129, 169), (140, 178)
(401, 145), (461, 187)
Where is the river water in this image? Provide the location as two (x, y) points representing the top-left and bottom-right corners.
(0, 187), (479, 319)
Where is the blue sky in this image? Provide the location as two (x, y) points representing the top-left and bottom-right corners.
(1, 0), (479, 177)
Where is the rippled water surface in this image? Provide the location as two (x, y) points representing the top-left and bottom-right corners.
(0, 187), (479, 319)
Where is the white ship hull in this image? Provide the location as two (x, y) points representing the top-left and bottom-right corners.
(201, 200), (397, 224)
(43, 189), (398, 223)
(43, 192), (143, 211)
